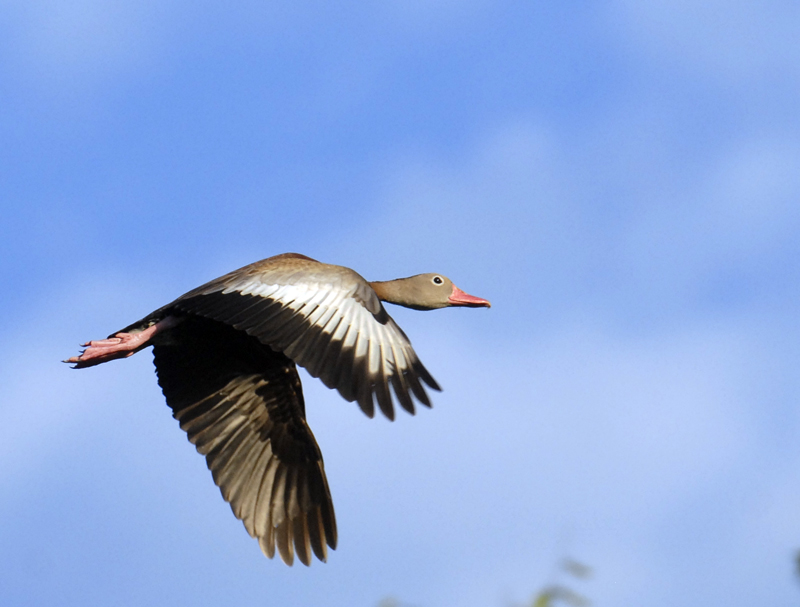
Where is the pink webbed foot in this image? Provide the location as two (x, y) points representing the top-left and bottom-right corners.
(64, 316), (180, 369)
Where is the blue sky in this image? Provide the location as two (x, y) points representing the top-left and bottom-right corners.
(2, 1), (800, 605)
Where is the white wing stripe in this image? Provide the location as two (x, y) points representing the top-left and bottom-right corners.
(308, 302), (338, 332)
(340, 306), (359, 352)
(367, 329), (380, 375)
(390, 341), (407, 372)
(194, 272), (437, 419)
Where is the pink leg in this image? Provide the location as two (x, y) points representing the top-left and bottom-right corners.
(64, 316), (181, 369)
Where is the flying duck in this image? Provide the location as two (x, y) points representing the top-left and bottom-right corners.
(65, 253), (490, 566)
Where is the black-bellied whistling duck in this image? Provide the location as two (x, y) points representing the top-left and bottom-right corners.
(65, 253), (490, 566)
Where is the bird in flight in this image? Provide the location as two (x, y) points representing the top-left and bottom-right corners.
(65, 253), (490, 566)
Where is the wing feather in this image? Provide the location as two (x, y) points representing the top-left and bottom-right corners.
(153, 316), (336, 566)
(167, 263), (441, 420)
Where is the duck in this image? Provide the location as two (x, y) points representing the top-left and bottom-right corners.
(65, 253), (490, 566)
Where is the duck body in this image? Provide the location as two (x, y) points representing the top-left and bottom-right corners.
(66, 253), (490, 566)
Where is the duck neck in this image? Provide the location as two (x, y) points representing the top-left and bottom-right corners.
(369, 278), (427, 310)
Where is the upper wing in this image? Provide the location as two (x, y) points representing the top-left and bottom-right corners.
(152, 315), (336, 566)
(168, 263), (441, 420)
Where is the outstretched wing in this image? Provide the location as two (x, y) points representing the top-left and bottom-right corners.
(168, 262), (440, 421)
(152, 315), (336, 566)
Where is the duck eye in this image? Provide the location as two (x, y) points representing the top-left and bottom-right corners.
(433, 276), (443, 285)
